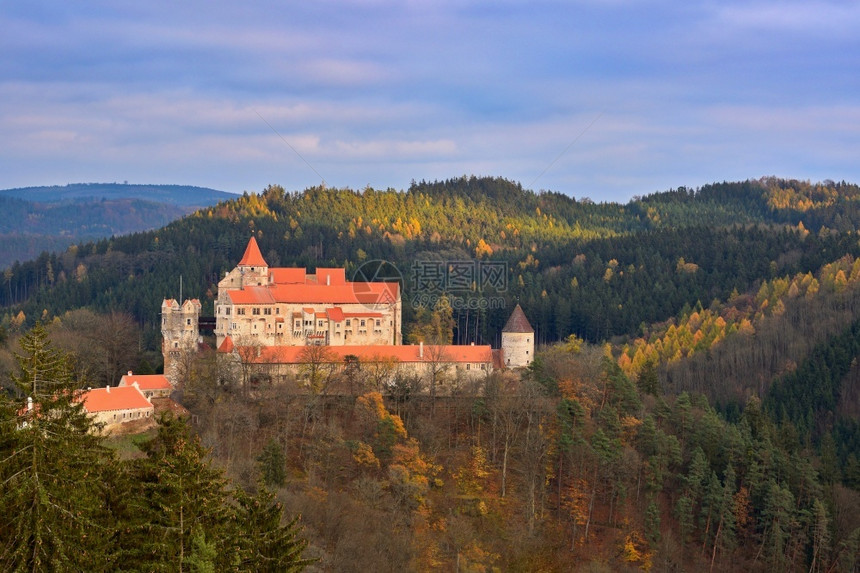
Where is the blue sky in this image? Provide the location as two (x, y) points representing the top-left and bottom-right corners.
(2, 1), (859, 202)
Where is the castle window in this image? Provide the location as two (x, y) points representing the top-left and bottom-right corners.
(346, 319), (351, 327)
(481, 363), (486, 370)
(295, 320), (301, 328)
(376, 320), (381, 327)
(186, 319), (191, 325)
(226, 308), (231, 315)
(231, 322), (237, 330)
(253, 308), (261, 316)
(360, 320), (366, 327)
(264, 308), (272, 315)
(466, 364), (471, 370)
(318, 320), (324, 327)
(237, 308), (245, 315)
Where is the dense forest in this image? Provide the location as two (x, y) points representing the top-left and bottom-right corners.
(5, 176), (860, 569)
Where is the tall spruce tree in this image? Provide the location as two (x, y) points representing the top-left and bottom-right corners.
(119, 413), (233, 572)
(231, 486), (313, 572)
(0, 324), (114, 571)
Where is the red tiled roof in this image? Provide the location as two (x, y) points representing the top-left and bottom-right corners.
(502, 304), (534, 333)
(226, 283), (398, 306)
(79, 386), (152, 413)
(238, 237), (268, 267)
(218, 335), (235, 353)
(271, 268), (307, 284)
(241, 344), (493, 365)
(227, 287), (276, 304)
(326, 307), (345, 322)
(119, 373), (171, 391)
(313, 268), (346, 286)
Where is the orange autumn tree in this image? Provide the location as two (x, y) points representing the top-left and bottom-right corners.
(353, 391), (407, 466)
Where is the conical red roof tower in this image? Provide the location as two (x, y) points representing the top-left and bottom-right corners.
(238, 236), (267, 267)
(502, 304), (534, 333)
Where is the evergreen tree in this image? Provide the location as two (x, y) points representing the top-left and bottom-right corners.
(0, 324), (114, 571)
(231, 486), (313, 572)
(257, 438), (287, 488)
(119, 413), (233, 572)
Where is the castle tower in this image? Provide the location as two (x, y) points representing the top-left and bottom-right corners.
(161, 298), (202, 384)
(501, 304), (534, 368)
(236, 236), (269, 287)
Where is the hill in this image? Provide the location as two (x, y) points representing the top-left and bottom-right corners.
(5, 176), (860, 569)
(0, 183), (236, 268)
(0, 182), (235, 206)
(1, 176), (855, 338)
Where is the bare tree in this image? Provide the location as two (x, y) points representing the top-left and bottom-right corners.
(50, 309), (140, 386)
(364, 353), (400, 393)
(233, 336), (266, 397)
(424, 344), (451, 408)
(298, 344), (339, 395)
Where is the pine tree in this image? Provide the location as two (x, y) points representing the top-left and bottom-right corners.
(257, 439), (287, 488)
(120, 413), (232, 572)
(0, 324), (114, 571)
(231, 486), (313, 572)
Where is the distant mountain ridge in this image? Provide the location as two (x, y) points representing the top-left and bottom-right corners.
(0, 182), (235, 207)
(0, 183), (237, 268)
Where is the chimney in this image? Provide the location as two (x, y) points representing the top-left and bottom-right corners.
(133, 382), (139, 389)
(106, 385), (110, 393)
(419, 341), (424, 358)
(326, 273), (330, 286)
(471, 342), (475, 346)
(128, 371), (133, 376)
(27, 396), (33, 412)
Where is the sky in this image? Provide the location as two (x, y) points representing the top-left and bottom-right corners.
(1, 1), (859, 203)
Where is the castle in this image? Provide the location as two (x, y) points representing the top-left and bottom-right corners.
(162, 237), (534, 388)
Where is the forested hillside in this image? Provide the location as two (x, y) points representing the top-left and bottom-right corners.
(4, 176), (856, 342)
(0, 183), (234, 268)
(5, 176), (860, 569)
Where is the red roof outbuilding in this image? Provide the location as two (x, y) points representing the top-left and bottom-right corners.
(79, 386), (153, 413)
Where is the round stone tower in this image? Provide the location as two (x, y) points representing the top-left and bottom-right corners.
(501, 304), (534, 368)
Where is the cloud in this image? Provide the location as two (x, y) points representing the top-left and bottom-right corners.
(714, 1), (860, 35)
(0, 1), (858, 202)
